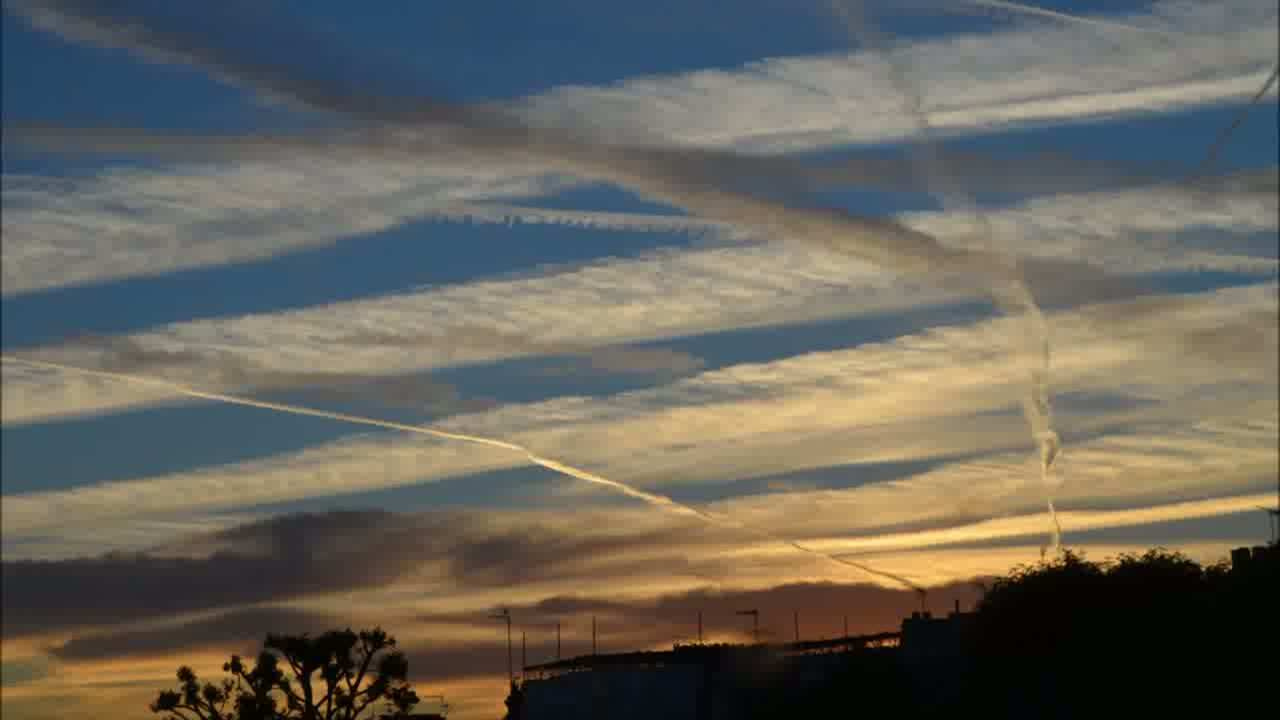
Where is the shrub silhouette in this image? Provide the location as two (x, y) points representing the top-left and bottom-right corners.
(149, 627), (419, 720)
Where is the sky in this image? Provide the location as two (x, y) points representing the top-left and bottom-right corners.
(1, 1), (1277, 718)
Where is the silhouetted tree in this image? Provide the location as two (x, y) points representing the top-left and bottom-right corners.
(150, 627), (419, 720)
(968, 545), (1278, 718)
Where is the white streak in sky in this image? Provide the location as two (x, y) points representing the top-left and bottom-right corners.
(0, 354), (921, 589)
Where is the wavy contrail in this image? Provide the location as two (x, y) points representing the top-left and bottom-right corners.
(830, 0), (1062, 551)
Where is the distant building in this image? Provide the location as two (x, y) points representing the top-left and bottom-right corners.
(514, 630), (905, 720)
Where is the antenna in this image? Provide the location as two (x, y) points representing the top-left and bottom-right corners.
(488, 608), (513, 685)
(915, 588), (928, 614)
(735, 609), (760, 644)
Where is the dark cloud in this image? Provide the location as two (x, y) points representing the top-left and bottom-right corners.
(443, 522), (722, 588)
(421, 581), (984, 655)
(49, 606), (344, 662)
(2, 510), (425, 638)
(40, 581), (983, 688)
(2, 510), (721, 639)
(5, 506), (986, 675)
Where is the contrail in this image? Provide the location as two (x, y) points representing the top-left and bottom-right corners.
(828, 0), (1063, 551)
(962, 0), (1181, 38)
(9, 0), (1080, 549)
(8, 3), (1030, 286)
(2, 122), (1163, 198)
(0, 354), (920, 590)
(1192, 63), (1280, 181)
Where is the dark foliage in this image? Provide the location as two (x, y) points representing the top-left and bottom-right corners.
(741, 545), (1278, 719)
(149, 627), (419, 720)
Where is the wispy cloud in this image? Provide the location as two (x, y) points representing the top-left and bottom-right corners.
(506, 0), (1277, 151)
(4, 0), (1274, 299)
(4, 284), (1273, 554)
(4, 180), (1273, 426)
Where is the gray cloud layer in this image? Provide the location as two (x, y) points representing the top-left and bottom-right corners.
(2, 510), (727, 639)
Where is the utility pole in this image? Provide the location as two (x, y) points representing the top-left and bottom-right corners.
(793, 611), (799, 643)
(488, 609), (513, 685)
(592, 616), (597, 656)
(697, 611), (703, 644)
(521, 631), (527, 681)
(556, 621), (562, 661)
(736, 609), (759, 644)
(843, 615), (848, 639)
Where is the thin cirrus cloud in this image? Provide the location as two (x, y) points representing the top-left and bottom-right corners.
(504, 0), (1277, 151)
(2, 0), (1276, 298)
(2, 2), (1276, 718)
(2, 178), (1274, 427)
(3, 282), (1274, 555)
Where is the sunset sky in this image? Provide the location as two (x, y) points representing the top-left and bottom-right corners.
(2, 1), (1277, 718)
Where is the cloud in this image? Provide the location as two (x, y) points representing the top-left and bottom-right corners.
(505, 0), (1277, 152)
(4, 176), (1274, 427)
(3, 282), (1274, 547)
(1, 511), (423, 638)
(4, 0), (1274, 300)
(0, 161), (580, 297)
(2, 509), (735, 640)
(48, 606), (343, 662)
(41, 579), (979, 681)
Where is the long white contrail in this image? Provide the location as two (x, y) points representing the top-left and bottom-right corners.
(0, 354), (921, 590)
(10, 0), (1076, 550)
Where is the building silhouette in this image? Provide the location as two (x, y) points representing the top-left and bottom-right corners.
(503, 545), (1277, 719)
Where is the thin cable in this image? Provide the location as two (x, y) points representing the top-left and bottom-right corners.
(0, 354), (920, 590)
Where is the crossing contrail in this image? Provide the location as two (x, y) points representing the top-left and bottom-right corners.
(0, 354), (921, 590)
(7, 0), (1090, 555)
(829, 0), (1063, 551)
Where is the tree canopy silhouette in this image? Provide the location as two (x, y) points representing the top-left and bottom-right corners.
(743, 545), (1277, 719)
(149, 627), (419, 720)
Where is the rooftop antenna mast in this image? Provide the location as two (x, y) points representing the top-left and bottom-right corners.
(735, 609), (760, 644)
(488, 608), (513, 686)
